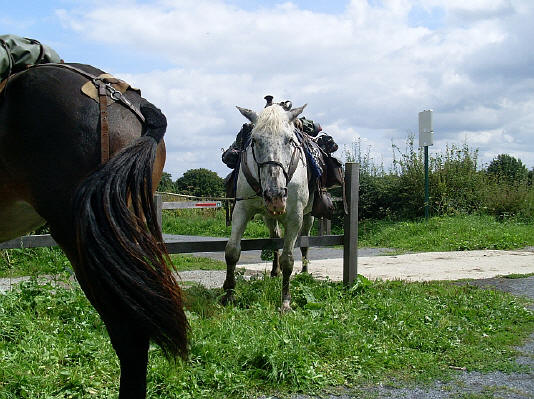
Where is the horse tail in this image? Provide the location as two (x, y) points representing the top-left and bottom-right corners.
(72, 102), (188, 360)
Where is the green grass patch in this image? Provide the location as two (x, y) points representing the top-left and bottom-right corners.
(1, 275), (533, 398)
(0, 247), (72, 278)
(162, 209), (269, 238)
(358, 214), (534, 252)
(3, 213), (533, 278)
(0, 250), (225, 278)
(170, 254), (226, 271)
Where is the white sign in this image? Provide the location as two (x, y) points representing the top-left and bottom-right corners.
(418, 109), (434, 147)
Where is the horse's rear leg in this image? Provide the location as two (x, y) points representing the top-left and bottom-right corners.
(299, 213), (314, 273)
(223, 203), (253, 304)
(106, 322), (150, 399)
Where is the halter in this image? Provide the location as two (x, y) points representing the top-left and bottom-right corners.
(238, 134), (302, 201)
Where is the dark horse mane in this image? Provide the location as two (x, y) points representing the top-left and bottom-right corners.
(72, 102), (188, 359)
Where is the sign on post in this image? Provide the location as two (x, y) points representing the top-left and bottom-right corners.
(418, 110), (434, 147)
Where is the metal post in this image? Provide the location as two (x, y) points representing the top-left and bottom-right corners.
(343, 162), (359, 285)
(424, 145), (429, 219)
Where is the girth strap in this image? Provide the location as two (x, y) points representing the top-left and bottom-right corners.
(98, 83), (110, 163)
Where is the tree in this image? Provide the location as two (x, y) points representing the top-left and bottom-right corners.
(486, 154), (528, 184)
(175, 168), (224, 197)
(157, 172), (176, 192)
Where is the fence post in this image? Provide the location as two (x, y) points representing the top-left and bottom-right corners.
(154, 194), (163, 235)
(318, 218), (332, 236)
(343, 162), (359, 285)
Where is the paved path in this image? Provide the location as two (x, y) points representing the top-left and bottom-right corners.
(242, 248), (534, 281)
(178, 248), (534, 289)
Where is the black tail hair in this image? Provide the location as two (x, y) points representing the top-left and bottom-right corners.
(72, 103), (187, 359)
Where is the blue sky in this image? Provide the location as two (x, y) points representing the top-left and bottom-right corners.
(2, 0), (533, 178)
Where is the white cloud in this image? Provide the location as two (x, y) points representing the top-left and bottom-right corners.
(52, 0), (534, 178)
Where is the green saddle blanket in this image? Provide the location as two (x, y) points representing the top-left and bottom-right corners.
(0, 34), (61, 80)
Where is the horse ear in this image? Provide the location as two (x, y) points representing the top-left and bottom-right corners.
(236, 106), (258, 124)
(287, 104), (307, 122)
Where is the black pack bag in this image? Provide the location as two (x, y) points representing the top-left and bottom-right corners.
(316, 134), (338, 153)
(323, 155), (343, 188)
(222, 147), (240, 169)
(311, 187), (334, 220)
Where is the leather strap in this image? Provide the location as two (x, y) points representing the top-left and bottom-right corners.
(240, 149), (262, 196)
(286, 145), (300, 183)
(97, 82), (110, 163)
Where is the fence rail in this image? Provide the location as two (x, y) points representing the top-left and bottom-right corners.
(1, 163), (360, 283)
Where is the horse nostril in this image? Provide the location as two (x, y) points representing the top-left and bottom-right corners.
(263, 189), (272, 201)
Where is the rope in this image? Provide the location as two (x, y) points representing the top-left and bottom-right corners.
(155, 191), (234, 202)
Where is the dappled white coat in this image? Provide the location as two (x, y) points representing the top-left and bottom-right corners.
(223, 104), (315, 312)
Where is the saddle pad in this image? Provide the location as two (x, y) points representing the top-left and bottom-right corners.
(81, 73), (140, 104)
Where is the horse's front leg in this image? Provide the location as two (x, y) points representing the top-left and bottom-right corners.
(263, 216), (281, 277)
(299, 213), (314, 273)
(280, 213), (304, 312)
(222, 202), (254, 305)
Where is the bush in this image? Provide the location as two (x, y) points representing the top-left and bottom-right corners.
(343, 136), (533, 221)
(175, 168), (225, 198)
(486, 154), (528, 184)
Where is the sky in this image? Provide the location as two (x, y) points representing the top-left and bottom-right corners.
(2, 0), (534, 179)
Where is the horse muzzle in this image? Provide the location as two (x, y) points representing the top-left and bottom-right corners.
(263, 188), (287, 216)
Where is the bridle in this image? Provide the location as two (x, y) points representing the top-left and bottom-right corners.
(238, 132), (302, 201)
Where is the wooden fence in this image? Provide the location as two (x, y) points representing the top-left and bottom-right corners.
(1, 163), (360, 284)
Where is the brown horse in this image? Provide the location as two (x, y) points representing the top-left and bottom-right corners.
(0, 64), (187, 398)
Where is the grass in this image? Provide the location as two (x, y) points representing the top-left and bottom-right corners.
(358, 214), (534, 252)
(162, 209), (269, 239)
(0, 274), (533, 398)
(162, 210), (534, 253)
(3, 212), (532, 277)
(0, 248), (225, 278)
(2, 202), (533, 396)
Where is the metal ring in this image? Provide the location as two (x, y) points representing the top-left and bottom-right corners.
(110, 91), (121, 101)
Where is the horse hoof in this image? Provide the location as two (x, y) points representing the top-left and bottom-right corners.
(279, 300), (292, 313)
(271, 270), (280, 277)
(220, 293), (235, 306)
(300, 268), (308, 274)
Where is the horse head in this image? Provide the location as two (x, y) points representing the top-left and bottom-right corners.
(237, 103), (306, 215)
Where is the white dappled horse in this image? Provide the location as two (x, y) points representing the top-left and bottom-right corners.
(223, 104), (315, 311)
